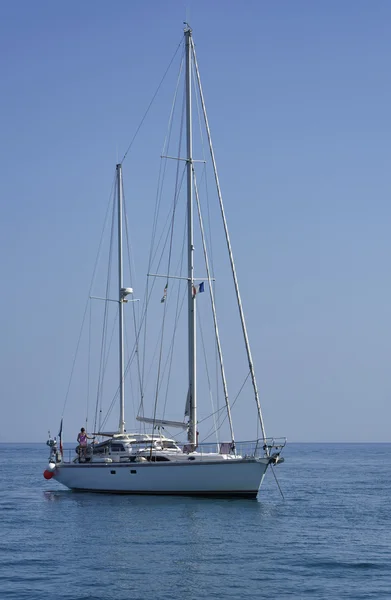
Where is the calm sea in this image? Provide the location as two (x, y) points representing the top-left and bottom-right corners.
(0, 443), (390, 599)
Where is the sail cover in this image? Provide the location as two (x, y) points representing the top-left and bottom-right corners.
(136, 416), (188, 430)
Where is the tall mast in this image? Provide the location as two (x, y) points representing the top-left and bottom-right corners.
(191, 44), (268, 446)
(116, 163), (125, 434)
(185, 25), (197, 446)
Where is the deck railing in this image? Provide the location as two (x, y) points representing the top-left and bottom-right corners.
(184, 437), (287, 459)
(57, 437), (286, 464)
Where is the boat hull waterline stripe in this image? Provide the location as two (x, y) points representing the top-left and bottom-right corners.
(69, 489), (260, 498)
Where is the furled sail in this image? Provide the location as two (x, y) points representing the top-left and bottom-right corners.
(136, 416), (188, 430)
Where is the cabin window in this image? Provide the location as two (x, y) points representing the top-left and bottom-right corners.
(111, 444), (125, 452)
(130, 470), (137, 474)
(162, 441), (177, 449)
(110, 470), (116, 475)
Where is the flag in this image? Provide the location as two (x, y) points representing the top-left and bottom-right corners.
(58, 417), (63, 456)
(161, 284), (168, 303)
(193, 282), (205, 297)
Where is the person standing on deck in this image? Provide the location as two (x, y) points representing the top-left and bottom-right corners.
(77, 427), (93, 459)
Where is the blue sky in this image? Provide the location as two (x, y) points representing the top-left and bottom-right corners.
(1, 1), (390, 442)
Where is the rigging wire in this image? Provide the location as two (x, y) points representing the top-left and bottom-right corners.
(123, 181), (143, 418)
(151, 89), (186, 432)
(100, 220), (187, 431)
(99, 310), (119, 414)
(61, 172), (117, 419)
(101, 173), (188, 430)
(192, 167), (235, 445)
(86, 300), (92, 431)
(61, 39), (189, 433)
(161, 213), (187, 419)
(121, 36), (183, 164)
(200, 372), (251, 443)
(191, 37), (268, 446)
(141, 51), (185, 406)
(148, 51), (185, 271)
(123, 309), (137, 427)
(100, 248), (186, 430)
(191, 57), (221, 434)
(94, 184), (116, 434)
(129, 165), (187, 414)
(99, 35), (262, 447)
(197, 309), (219, 444)
(99, 267), (175, 429)
(137, 215), (187, 415)
(192, 62), (215, 275)
(138, 275), (149, 426)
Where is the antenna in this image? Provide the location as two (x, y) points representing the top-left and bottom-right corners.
(184, 0), (191, 31)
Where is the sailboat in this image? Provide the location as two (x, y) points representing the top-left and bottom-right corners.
(44, 25), (286, 498)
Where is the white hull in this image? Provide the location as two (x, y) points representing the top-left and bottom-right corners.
(53, 458), (269, 498)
